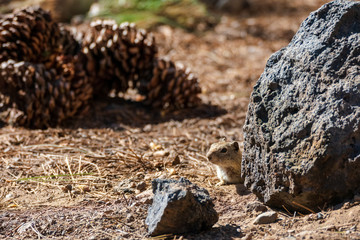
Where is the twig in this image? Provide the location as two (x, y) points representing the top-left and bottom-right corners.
(15, 173), (94, 182)
(65, 157), (75, 183)
(186, 153), (214, 175)
(195, 152), (208, 160)
(151, 234), (175, 240)
(186, 154), (206, 165)
(292, 201), (315, 214)
(22, 144), (104, 157)
(128, 148), (148, 170)
(30, 222), (45, 239)
(122, 192), (130, 207)
(73, 159), (102, 176)
(78, 155), (82, 174)
(27, 180), (63, 191)
(282, 205), (292, 216)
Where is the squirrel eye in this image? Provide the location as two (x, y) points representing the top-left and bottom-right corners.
(220, 148), (227, 153)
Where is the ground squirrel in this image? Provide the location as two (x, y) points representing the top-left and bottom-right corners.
(206, 141), (244, 185)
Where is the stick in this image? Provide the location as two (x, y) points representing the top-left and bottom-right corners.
(292, 201), (315, 214)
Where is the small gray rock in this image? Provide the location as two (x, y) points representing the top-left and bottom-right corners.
(145, 178), (218, 236)
(253, 211), (278, 224)
(317, 212), (325, 220)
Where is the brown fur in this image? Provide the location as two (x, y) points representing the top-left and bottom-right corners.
(206, 141), (243, 185)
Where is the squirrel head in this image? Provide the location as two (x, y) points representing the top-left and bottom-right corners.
(206, 141), (241, 166)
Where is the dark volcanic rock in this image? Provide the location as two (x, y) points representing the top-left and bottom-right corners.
(242, 0), (360, 212)
(145, 178), (218, 236)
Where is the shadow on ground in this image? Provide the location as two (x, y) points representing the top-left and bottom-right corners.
(185, 224), (243, 240)
(235, 184), (252, 196)
(60, 97), (227, 129)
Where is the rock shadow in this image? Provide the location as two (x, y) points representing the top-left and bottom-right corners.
(235, 184), (251, 196)
(61, 97), (227, 129)
(184, 224), (243, 240)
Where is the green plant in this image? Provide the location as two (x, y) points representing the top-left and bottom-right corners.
(91, 0), (216, 30)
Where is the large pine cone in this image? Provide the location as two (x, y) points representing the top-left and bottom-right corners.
(80, 19), (201, 109)
(138, 58), (201, 109)
(0, 55), (92, 128)
(0, 6), (61, 63)
(80, 19), (158, 96)
(0, 7), (92, 128)
(0, 6), (202, 128)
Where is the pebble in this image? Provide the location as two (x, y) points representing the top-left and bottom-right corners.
(168, 168), (176, 176)
(343, 201), (352, 209)
(4, 193), (14, 200)
(136, 181), (147, 191)
(143, 124), (152, 132)
(253, 211), (278, 224)
(317, 212), (324, 220)
(305, 213), (316, 221)
(153, 150), (170, 157)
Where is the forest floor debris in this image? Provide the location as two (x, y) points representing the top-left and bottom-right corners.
(1, 0), (359, 239)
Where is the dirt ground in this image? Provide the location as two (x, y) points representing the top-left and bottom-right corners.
(1, 0), (360, 239)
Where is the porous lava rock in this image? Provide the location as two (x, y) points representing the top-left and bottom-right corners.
(145, 178), (218, 236)
(242, 0), (360, 212)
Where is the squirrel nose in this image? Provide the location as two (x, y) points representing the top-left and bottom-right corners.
(207, 155), (212, 161)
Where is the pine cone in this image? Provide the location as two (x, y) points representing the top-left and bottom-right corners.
(80, 19), (158, 96)
(0, 7), (92, 128)
(80, 19), (201, 109)
(138, 58), (201, 109)
(0, 6), (203, 128)
(0, 6), (61, 63)
(58, 25), (81, 56)
(0, 56), (92, 128)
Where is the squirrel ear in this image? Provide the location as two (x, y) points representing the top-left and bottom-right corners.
(232, 142), (239, 152)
